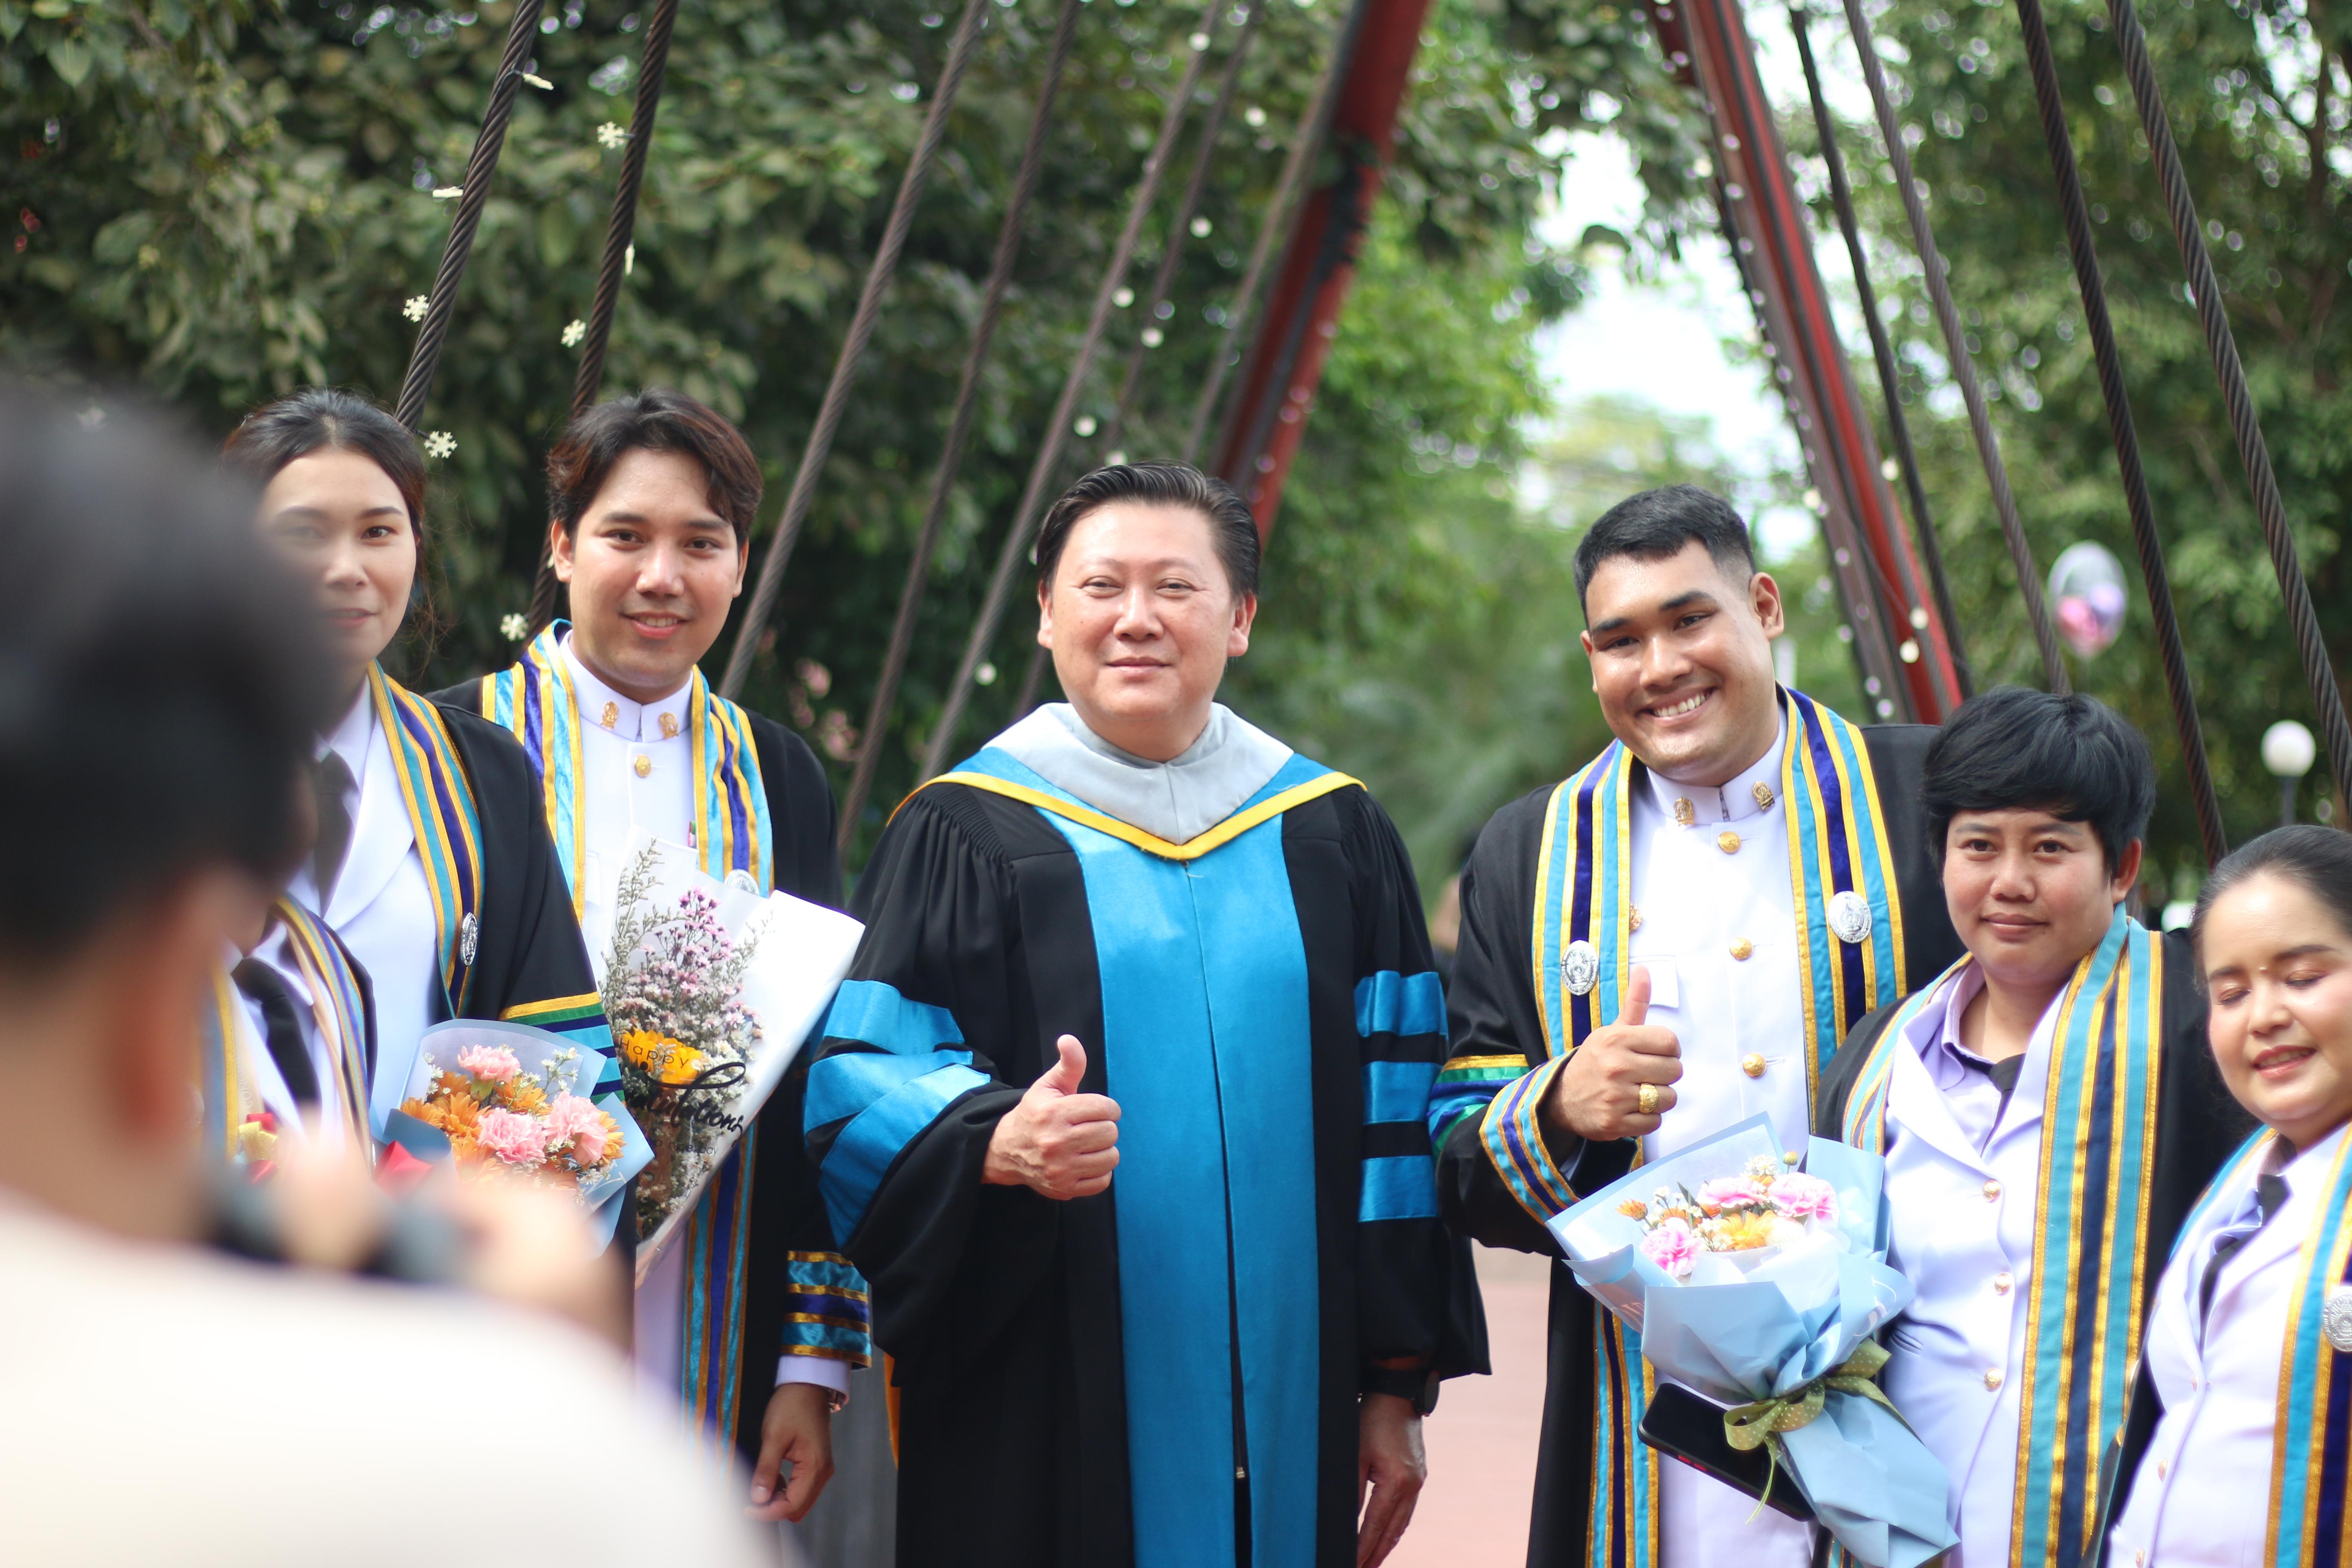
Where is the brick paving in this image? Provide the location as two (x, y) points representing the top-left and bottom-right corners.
(1390, 1245), (1553, 1568)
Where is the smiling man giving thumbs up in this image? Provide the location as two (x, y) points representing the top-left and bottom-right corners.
(800, 464), (1481, 1568)
(1427, 486), (1963, 1568)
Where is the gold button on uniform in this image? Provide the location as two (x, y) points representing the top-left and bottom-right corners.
(1717, 830), (1742, 854)
(1993, 1271), (2013, 1295)
(633, 754), (652, 778)
(1629, 907), (1643, 932)
(1983, 1368), (2004, 1391)
(1729, 937), (1754, 961)
(1741, 1053), (1766, 1079)
(1983, 1179), (2002, 1201)
(2155, 1460), (2167, 1480)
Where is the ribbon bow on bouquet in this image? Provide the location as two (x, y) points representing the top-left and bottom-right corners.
(1546, 1115), (1958, 1568)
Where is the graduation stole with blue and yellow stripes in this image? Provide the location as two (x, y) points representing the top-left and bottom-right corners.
(367, 662), (485, 1011)
(1462, 686), (1908, 1568)
(1841, 906), (2164, 1568)
(197, 966), (260, 1166)
(2165, 1124), (2352, 1565)
(480, 625), (795, 1444)
(477, 624), (776, 918)
(272, 897), (373, 1154)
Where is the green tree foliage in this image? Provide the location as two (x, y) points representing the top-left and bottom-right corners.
(1777, 0), (2349, 891)
(2, 0), (1711, 881)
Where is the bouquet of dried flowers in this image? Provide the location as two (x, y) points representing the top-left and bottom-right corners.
(1616, 1158), (1842, 1281)
(603, 844), (763, 1259)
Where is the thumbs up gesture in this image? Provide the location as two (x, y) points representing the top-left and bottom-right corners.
(1540, 965), (1682, 1142)
(982, 1035), (1122, 1200)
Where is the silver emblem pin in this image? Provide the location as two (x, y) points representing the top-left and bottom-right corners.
(1561, 940), (1600, 997)
(725, 868), (759, 894)
(1827, 890), (1874, 946)
(458, 911), (479, 967)
(2324, 1286), (2352, 1353)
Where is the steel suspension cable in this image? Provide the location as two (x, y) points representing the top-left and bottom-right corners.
(527, 0), (682, 635)
(717, 0), (993, 699)
(2011, 0), (2225, 863)
(1834, 0), (2071, 692)
(918, 8), (1228, 781)
(2103, 0), (2352, 812)
(395, 0), (547, 432)
(834, 0), (1086, 851)
(1787, 3), (1972, 700)
(1098, 1), (1267, 459)
(1180, 43), (1343, 466)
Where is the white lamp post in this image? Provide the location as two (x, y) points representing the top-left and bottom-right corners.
(2263, 720), (2317, 828)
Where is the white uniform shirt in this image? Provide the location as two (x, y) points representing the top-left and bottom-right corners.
(557, 635), (845, 1403)
(290, 686), (438, 1133)
(1614, 720), (1813, 1568)
(2107, 1122), (2350, 1568)
(1877, 965), (2066, 1568)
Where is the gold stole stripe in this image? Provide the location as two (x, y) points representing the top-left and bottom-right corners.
(273, 898), (373, 1155)
(2266, 1128), (2352, 1562)
(366, 664), (484, 1003)
(199, 967), (248, 1162)
(916, 769), (1362, 860)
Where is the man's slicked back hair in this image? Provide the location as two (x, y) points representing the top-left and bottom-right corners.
(1920, 685), (2157, 869)
(1572, 484), (1758, 617)
(0, 384), (331, 966)
(1035, 462), (1262, 598)
(546, 387), (764, 544)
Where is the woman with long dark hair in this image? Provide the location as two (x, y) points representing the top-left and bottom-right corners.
(225, 389), (610, 1135)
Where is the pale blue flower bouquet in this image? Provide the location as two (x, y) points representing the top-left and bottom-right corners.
(1545, 1114), (1957, 1568)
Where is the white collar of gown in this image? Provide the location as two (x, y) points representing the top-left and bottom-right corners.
(984, 701), (1293, 845)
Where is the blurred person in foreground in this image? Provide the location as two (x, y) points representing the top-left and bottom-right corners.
(0, 386), (766, 1566)
(802, 463), (1484, 1568)
(442, 389), (863, 1518)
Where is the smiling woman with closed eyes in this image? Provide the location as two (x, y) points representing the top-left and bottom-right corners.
(2102, 826), (2352, 1568)
(225, 389), (612, 1145)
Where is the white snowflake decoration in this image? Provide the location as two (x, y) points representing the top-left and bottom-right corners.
(596, 122), (628, 148)
(402, 294), (429, 322)
(423, 431), (457, 460)
(500, 612), (530, 641)
(562, 318), (587, 347)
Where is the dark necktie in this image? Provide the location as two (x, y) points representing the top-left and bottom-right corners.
(233, 958), (319, 1107)
(2201, 1173), (2288, 1323)
(1955, 1049), (2028, 1115)
(312, 750), (355, 904)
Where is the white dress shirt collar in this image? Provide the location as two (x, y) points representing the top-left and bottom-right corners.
(1637, 714), (1787, 827)
(560, 631), (691, 744)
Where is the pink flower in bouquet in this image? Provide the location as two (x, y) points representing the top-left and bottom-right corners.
(476, 1107), (551, 1168)
(1640, 1219), (1699, 1280)
(456, 1044), (521, 1084)
(1768, 1171), (1838, 1222)
(1694, 1177), (1767, 1212)
(546, 1094), (610, 1167)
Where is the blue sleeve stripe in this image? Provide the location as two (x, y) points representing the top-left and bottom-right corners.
(784, 1256), (869, 1296)
(1354, 970), (1446, 1039)
(1359, 1154), (1439, 1222)
(782, 1321), (873, 1365)
(785, 1291), (872, 1324)
(805, 1046), (976, 1132)
(816, 1060), (990, 1243)
(1364, 1059), (1442, 1125)
(1427, 1084), (1505, 1147)
(821, 978), (965, 1055)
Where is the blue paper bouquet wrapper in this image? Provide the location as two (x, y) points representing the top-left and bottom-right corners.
(1544, 1115), (1958, 1568)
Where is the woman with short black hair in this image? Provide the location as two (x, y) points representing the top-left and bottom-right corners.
(226, 388), (610, 1141)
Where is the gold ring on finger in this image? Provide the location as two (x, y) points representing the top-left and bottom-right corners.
(1637, 1082), (1660, 1115)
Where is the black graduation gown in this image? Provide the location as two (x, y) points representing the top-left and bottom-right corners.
(1432, 724), (1962, 1568)
(432, 682), (851, 1458)
(1803, 928), (2246, 1568)
(803, 775), (1487, 1568)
